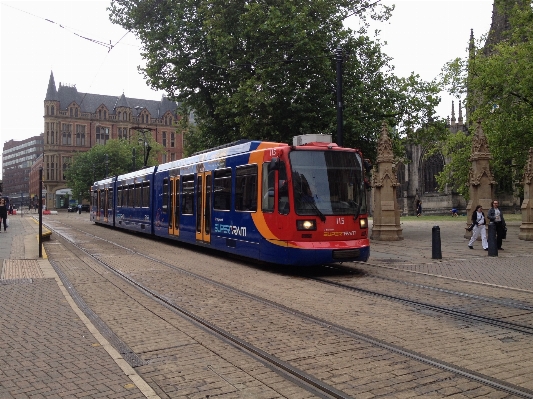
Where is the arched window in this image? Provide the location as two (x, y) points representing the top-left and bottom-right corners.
(46, 105), (49, 115)
(395, 162), (405, 199)
(420, 153), (444, 193)
(51, 105), (55, 115)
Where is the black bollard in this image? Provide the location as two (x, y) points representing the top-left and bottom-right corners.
(432, 225), (442, 259)
(488, 222), (498, 257)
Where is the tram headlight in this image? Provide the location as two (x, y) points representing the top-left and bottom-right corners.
(359, 217), (368, 229)
(297, 220), (316, 231)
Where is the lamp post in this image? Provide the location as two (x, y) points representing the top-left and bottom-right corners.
(38, 167), (43, 258)
(131, 126), (154, 169)
(104, 154), (109, 178)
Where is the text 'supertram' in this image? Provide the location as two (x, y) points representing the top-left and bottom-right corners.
(91, 134), (370, 266)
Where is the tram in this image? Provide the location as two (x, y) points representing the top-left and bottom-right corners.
(91, 134), (370, 266)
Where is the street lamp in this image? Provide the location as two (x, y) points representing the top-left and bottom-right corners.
(131, 126), (154, 169)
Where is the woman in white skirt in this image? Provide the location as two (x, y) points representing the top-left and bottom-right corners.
(468, 205), (488, 250)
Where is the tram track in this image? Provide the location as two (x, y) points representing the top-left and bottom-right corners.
(42, 219), (533, 398)
(311, 277), (533, 336)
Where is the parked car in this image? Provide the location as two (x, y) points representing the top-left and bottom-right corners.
(67, 206), (76, 212)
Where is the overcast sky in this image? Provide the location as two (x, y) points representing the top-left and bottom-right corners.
(1, 0), (493, 178)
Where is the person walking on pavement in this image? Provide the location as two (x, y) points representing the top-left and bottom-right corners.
(0, 196), (8, 232)
(488, 200), (506, 250)
(468, 205), (488, 250)
(416, 200), (422, 217)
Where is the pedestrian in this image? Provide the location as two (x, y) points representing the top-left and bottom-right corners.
(451, 208), (458, 217)
(0, 196), (7, 232)
(8, 204), (13, 215)
(468, 205), (488, 250)
(416, 200), (422, 217)
(487, 200), (506, 250)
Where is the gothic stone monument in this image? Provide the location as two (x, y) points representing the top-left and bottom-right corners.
(371, 122), (403, 241)
(519, 147), (533, 241)
(464, 121), (495, 238)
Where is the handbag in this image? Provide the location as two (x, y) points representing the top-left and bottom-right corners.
(467, 223), (474, 232)
(502, 226), (507, 240)
(6, 218), (9, 227)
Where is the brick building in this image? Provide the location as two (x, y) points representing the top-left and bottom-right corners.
(41, 71), (183, 209)
(2, 135), (44, 205)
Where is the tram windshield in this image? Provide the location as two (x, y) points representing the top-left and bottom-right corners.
(290, 150), (367, 216)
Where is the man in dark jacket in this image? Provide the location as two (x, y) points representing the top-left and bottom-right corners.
(0, 196), (8, 232)
(487, 200), (506, 250)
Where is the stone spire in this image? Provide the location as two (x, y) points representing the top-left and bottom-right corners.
(116, 92), (130, 108)
(464, 121), (496, 237)
(451, 101), (456, 124)
(458, 100), (463, 123)
(371, 122), (403, 241)
(45, 71), (59, 101)
(519, 147), (533, 240)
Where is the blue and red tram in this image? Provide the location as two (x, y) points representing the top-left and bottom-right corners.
(91, 135), (370, 266)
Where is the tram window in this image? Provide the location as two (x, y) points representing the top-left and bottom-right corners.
(182, 174), (194, 215)
(129, 184), (135, 207)
(262, 163), (275, 213)
(278, 161), (289, 214)
(162, 178), (169, 214)
(92, 190), (97, 208)
(213, 168), (232, 211)
(142, 182), (150, 207)
(116, 187), (122, 207)
(135, 183), (142, 208)
(107, 190), (113, 210)
(235, 165), (257, 212)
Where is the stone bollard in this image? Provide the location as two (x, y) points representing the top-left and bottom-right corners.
(432, 226), (442, 259)
(488, 222), (498, 257)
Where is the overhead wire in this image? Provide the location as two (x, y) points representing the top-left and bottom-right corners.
(1, 1), (140, 107)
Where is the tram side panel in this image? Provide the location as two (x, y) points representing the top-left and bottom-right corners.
(114, 171), (155, 234)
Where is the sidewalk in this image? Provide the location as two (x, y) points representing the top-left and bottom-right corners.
(367, 218), (533, 291)
(0, 215), (158, 399)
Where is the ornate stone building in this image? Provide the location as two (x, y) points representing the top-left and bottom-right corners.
(42, 71), (183, 209)
(393, 1), (524, 215)
(394, 101), (468, 216)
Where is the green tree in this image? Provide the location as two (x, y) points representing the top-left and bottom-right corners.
(439, 0), (533, 194)
(109, 0), (443, 162)
(65, 134), (163, 200)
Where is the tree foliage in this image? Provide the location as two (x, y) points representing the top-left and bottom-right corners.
(434, 131), (472, 200)
(109, 0), (443, 162)
(439, 0), (533, 194)
(65, 134), (163, 200)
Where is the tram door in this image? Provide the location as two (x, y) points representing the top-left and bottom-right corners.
(168, 176), (180, 236)
(103, 189), (109, 223)
(95, 190), (101, 222)
(195, 171), (212, 244)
